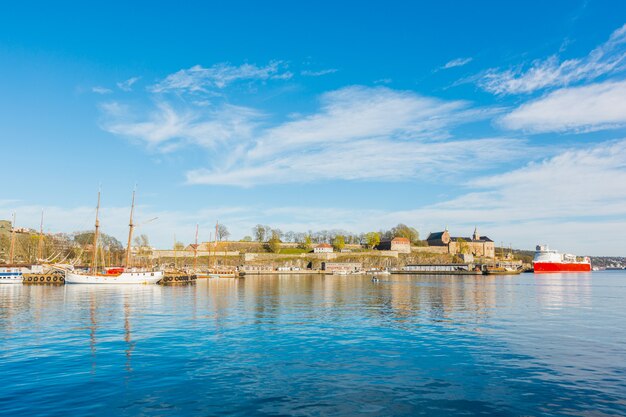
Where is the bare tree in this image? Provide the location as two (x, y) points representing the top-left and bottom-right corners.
(217, 224), (230, 241)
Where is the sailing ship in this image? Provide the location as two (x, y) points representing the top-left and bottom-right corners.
(64, 190), (163, 284)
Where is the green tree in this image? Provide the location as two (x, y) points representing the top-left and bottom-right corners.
(365, 232), (381, 249)
(253, 224), (266, 242)
(332, 235), (346, 251)
(298, 234), (312, 251)
(456, 238), (469, 254)
(241, 236), (252, 242)
(267, 230), (281, 253)
(391, 224), (420, 244)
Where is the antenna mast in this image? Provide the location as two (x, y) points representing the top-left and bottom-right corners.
(91, 191), (101, 272)
(125, 189), (136, 268)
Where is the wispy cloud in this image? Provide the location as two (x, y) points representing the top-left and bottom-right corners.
(117, 76), (141, 92)
(391, 139), (626, 254)
(100, 101), (263, 152)
(92, 86), (112, 94)
(500, 79), (626, 132)
(101, 85), (515, 186)
(478, 24), (626, 95)
(301, 68), (338, 77)
(150, 61), (293, 93)
(186, 136), (523, 187)
(442, 57), (473, 69)
(185, 86), (516, 186)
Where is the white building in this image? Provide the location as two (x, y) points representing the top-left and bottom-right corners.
(313, 243), (333, 253)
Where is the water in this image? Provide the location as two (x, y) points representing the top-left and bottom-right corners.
(1, 272), (626, 416)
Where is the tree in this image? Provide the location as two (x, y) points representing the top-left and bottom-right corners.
(298, 234), (312, 251)
(173, 241), (185, 250)
(332, 235), (346, 251)
(267, 230), (281, 253)
(241, 236), (252, 242)
(391, 224), (420, 244)
(457, 238), (469, 254)
(365, 232), (381, 249)
(134, 234), (150, 248)
(216, 224), (230, 241)
(253, 224), (266, 242)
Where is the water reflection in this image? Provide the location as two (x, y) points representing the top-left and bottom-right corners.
(1, 273), (625, 417)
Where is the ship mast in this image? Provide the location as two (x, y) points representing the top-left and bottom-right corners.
(92, 191), (101, 272)
(207, 232), (212, 272)
(37, 210), (44, 262)
(9, 213), (16, 264)
(193, 224), (199, 271)
(214, 221), (219, 270)
(173, 234), (177, 269)
(125, 189), (136, 268)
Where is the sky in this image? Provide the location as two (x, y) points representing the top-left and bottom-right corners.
(1, 0), (626, 255)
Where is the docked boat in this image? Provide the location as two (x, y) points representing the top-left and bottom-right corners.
(1, 214), (24, 284)
(65, 269), (162, 284)
(533, 245), (591, 273)
(64, 190), (163, 285)
(0, 266), (25, 284)
(484, 265), (522, 275)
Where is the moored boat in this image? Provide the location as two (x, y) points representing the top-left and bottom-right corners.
(533, 245), (591, 273)
(65, 189), (162, 285)
(0, 266), (25, 284)
(65, 269), (162, 284)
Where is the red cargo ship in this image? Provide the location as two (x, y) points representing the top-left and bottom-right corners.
(533, 245), (591, 273)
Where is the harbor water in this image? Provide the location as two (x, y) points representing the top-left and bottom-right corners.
(1, 272), (625, 416)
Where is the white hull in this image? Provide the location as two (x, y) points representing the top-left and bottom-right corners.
(0, 275), (23, 284)
(65, 271), (163, 284)
(0, 268), (24, 284)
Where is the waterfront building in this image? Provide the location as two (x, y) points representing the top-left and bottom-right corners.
(313, 243), (334, 253)
(376, 237), (411, 253)
(321, 262), (362, 272)
(426, 227), (495, 259)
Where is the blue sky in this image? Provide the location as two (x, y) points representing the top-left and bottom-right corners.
(2, 0), (626, 255)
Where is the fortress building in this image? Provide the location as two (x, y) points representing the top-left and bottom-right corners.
(426, 227), (495, 259)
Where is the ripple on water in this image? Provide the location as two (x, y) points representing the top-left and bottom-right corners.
(1, 273), (626, 416)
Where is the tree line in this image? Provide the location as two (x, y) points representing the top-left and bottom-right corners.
(243, 223), (422, 252)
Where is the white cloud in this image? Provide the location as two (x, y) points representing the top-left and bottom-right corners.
(187, 137), (522, 187)
(442, 57), (473, 69)
(183, 86), (516, 186)
(478, 24), (626, 95)
(301, 68), (338, 76)
(117, 76), (140, 92)
(7, 140), (626, 254)
(101, 85), (515, 186)
(500, 80), (626, 132)
(150, 61), (293, 93)
(100, 101), (263, 151)
(92, 86), (112, 94)
(403, 139), (626, 254)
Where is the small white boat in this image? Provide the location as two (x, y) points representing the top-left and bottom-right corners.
(0, 267), (24, 284)
(65, 269), (163, 284)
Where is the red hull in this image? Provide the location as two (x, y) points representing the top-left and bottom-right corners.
(533, 262), (591, 273)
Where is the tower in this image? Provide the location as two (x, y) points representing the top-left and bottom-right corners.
(472, 226), (480, 241)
